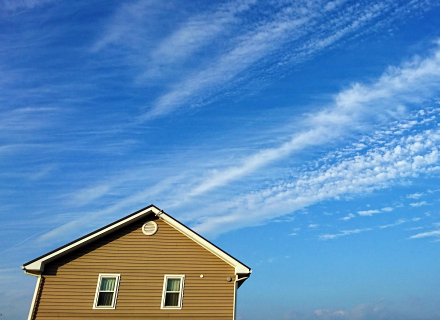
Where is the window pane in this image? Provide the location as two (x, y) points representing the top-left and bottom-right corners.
(166, 278), (180, 291)
(165, 292), (179, 306)
(100, 277), (116, 291)
(97, 292), (114, 306)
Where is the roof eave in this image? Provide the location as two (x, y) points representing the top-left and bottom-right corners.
(22, 204), (252, 276)
(156, 211), (251, 275)
(22, 205), (159, 272)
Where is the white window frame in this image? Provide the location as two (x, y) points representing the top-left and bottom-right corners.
(93, 274), (121, 309)
(161, 275), (185, 309)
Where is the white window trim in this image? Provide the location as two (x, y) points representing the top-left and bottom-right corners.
(161, 274), (185, 310)
(93, 274), (121, 309)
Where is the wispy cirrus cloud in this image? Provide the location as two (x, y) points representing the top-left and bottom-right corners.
(358, 209), (381, 216)
(340, 213), (355, 221)
(309, 298), (438, 320)
(407, 192), (424, 199)
(322, 216), (422, 239)
(144, 0), (407, 118)
(379, 218), (407, 229)
(38, 175), (183, 243)
(409, 229), (440, 239)
(92, 0), (167, 52)
(358, 206), (394, 216)
(168, 41), (440, 209)
(144, 6), (311, 118)
(139, 0), (258, 81)
(319, 228), (372, 241)
(192, 106), (440, 235)
(0, 267), (34, 320)
(409, 201), (429, 207)
(93, 0), (440, 119)
(0, 0), (53, 11)
(0, 107), (58, 137)
(34, 41), (440, 241)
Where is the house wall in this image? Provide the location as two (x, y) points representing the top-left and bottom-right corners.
(33, 215), (236, 319)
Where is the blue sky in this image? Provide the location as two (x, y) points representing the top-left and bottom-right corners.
(2, 0), (440, 319)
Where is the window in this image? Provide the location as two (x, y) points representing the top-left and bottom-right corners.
(93, 274), (120, 309)
(161, 275), (185, 309)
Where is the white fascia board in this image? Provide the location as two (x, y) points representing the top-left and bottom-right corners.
(157, 212), (251, 275)
(23, 207), (157, 272)
(23, 205), (251, 276)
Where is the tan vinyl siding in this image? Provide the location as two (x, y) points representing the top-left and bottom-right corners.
(34, 215), (236, 319)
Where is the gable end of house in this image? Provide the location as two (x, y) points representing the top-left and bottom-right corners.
(22, 205), (251, 276)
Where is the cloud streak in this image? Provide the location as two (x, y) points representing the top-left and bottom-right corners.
(35, 41), (440, 241)
(409, 230), (440, 239)
(141, 0), (439, 118)
(409, 201), (428, 207)
(93, 0), (440, 120)
(319, 228), (372, 241)
(192, 105), (440, 235)
(1, 0), (53, 11)
(358, 210), (381, 216)
(141, 0), (258, 81)
(169, 42), (440, 208)
(379, 218), (407, 229)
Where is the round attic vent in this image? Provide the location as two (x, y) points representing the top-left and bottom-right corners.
(142, 221), (158, 236)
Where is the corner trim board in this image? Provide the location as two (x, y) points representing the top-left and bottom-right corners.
(27, 275), (42, 320)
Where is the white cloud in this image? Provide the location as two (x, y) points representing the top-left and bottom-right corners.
(409, 201), (429, 207)
(358, 209), (381, 216)
(192, 108), (440, 235)
(358, 207), (395, 217)
(310, 299), (431, 320)
(144, 5), (312, 118)
(42, 103), (440, 241)
(139, 0), (438, 119)
(379, 219), (406, 229)
(308, 224), (319, 228)
(0, 267), (34, 320)
(167, 41), (440, 207)
(409, 230), (440, 239)
(407, 192), (424, 199)
(340, 213), (355, 221)
(314, 309), (327, 316)
(140, 0), (257, 81)
(66, 184), (113, 207)
(0, 107), (58, 135)
(37, 40), (440, 240)
(38, 176), (181, 243)
(92, 0), (165, 52)
(1, 0), (53, 11)
(319, 228), (372, 241)
(406, 226), (424, 230)
(333, 310), (346, 316)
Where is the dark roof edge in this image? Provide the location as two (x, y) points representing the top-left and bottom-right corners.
(22, 204), (157, 266)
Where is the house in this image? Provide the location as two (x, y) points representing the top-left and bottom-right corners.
(22, 204), (251, 320)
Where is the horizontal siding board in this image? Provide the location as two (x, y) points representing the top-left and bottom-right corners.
(36, 216), (235, 320)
